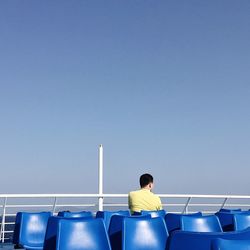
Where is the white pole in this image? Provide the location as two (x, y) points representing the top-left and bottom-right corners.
(98, 144), (104, 211)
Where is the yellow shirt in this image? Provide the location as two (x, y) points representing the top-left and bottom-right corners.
(128, 189), (162, 214)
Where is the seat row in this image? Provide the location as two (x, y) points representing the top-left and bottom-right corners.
(13, 210), (167, 250)
(12, 208), (250, 250)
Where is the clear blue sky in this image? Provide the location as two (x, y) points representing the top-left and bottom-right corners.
(0, 0), (249, 195)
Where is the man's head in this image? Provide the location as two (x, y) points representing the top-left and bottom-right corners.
(140, 173), (154, 190)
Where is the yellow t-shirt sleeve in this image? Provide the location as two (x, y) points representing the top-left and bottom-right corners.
(157, 196), (163, 210)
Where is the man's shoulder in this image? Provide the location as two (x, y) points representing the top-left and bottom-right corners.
(129, 190), (139, 194)
(149, 191), (161, 200)
(129, 190), (141, 196)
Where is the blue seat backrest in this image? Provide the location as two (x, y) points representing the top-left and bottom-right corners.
(122, 216), (168, 250)
(44, 216), (94, 250)
(165, 212), (202, 233)
(57, 211), (93, 218)
(216, 211), (250, 232)
(141, 209), (166, 218)
(96, 210), (130, 230)
(13, 212), (51, 249)
(181, 215), (222, 232)
(234, 213), (250, 231)
(215, 211), (247, 232)
(108, 214), (151, 250)
(168, 228), (250, 250)
(56, 218), (111, 250)
(211, 238), (250, 250)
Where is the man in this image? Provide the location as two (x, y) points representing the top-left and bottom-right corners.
(128, 173), (162, 214)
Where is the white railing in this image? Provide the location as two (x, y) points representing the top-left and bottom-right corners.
(1, 193), (250, 243)
(1, 147), (250, 242)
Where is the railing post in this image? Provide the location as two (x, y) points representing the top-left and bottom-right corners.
(0, 197), (7, 243)
(98, 145), (104, 211)
(52, 197), (58, 215)
(183, 197), (192, 214)
(220, 198), (228, 210)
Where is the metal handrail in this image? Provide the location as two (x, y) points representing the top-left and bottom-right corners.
(0, 193), (250, 198)
(1, 193), (250, 243)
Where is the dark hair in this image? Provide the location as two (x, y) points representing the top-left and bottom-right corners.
(140, 173), (153, 188)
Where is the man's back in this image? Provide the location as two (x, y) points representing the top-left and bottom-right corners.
(128, 189), (162, 214)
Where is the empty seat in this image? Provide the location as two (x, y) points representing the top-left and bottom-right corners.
(122, 216), (168, 250)
(57, 211), (93, 218)
(140, 209), (166, 218)
(96, 210), (130, 230)
(216, 212), (237, 232)
(215, 211), (250, 232)
(181, 215), (222, 232)
(43, 216), (94, 250)
(165, 212), (202, 233)
(13, 211), (51, 250)
(215, 211), (248, 232)
(234, 213), (250, 231)
(211, 238), (250, 250)
(55, 218), (111, 250)
(108, 214), (151, 250)
(168, 228), (250, 250)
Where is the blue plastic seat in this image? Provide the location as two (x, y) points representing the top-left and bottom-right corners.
(215, 211), (249, 232)
(181, 215), (222, 232)
(13, 212), (52, 250)
(211, 238), (250, 250)
(168, 228), (250, 250)
(55, 218), (111, 250)
(234, 213), (250, 231)
(43, 216), (94, 250)
(165, 212), (202, 233)
(216, 212), (237, 232)
(108, 214), (151, 250)
(215, 211), (250, 232)
(96, 210), (130, 230)
(57, 211), (93, 218)
(43, 216), (108, 250)
(122, 216), (168, 250)
(140, 209), (166, 218)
